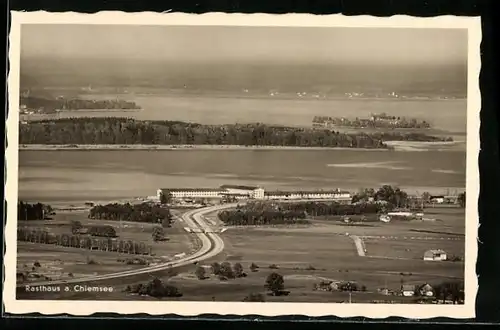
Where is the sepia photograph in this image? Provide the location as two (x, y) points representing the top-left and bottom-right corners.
(4, 12), (480, 318)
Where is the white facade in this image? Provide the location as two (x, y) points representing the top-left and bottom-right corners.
(158, 188), (225, 200)
(252, 188), (265, 200)
(423, 250), (447, 261)
(158, 187), (351, 202)
(171, 190), (223, 198)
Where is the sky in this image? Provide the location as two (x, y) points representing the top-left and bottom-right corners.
(20, 24), (468, 66)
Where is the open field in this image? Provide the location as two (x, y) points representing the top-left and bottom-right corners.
(16, 207), (465, 302)
(16, 210), (200, 284)
(147, 207), (465, 302)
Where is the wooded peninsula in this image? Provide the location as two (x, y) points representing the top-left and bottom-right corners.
(20, 96), (141, 114)
(19, 118), (452, 148)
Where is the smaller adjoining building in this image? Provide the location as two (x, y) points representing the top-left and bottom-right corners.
(401, 284), (416, 297)
(418, 283), (434, 297)
(157, 188), (226, 200)
(430, 195), (445, 204)
(423, 249), (447, 261)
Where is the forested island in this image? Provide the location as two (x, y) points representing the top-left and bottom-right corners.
(19, 118), (452, 148)
(313, 113), (431, 129)
(20, 96), (141, 114)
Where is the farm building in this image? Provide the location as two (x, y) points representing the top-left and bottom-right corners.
(430, 195), (445, 204)
(423, 249), (447, 261)
(418, 283), (434, 297)
(401, 284), (416, 297)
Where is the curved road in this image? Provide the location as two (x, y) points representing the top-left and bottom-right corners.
(16, 203), (238, 288)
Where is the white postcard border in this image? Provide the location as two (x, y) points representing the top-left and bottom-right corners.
(4, 11), (481, 319)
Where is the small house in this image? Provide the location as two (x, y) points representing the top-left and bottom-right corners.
(423, 249), (447, 261)
(430, 195), (445, 204)
(418, 283), (434, 297)
(401, 284), (416, 297)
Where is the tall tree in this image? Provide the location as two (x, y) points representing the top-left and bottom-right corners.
(195, 266), (206, 280)
(265, 272), (285, 295)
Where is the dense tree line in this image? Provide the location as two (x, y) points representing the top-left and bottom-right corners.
(432, 281), (464, 304)
(373, 132), (451, 142)
(210, 261), (246, 280)
(19, 117), (450, 147)
(18, 201), (54, 220)
(20, 96), (140, 113)
(88, 202), (172, 225)
(218, 209), (308, 226)
(219, 200), (389, 226)
(17, 227), (152, 254)
(244, 200), (388, 216)
(351, 185), (409, 208)
(88, 225), (118, 237)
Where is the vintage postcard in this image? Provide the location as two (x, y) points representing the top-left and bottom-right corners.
(4, 12), (480, 318)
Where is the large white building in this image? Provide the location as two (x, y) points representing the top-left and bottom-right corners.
(157, 186), (351, 202)
(157, 188), (226, 200)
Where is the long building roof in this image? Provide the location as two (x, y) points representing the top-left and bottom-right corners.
(160, 188), (225, 192)
(220, 184), (259, 190)
(425, 249), (446, 254)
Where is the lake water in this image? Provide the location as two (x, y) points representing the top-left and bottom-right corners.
(24, 95), (467, 134)
(18, 149), (466, 204)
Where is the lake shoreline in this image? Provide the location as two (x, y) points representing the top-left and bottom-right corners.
(18, 141), (466, 152)
(19, 144), (393, 152)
